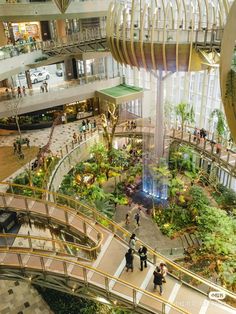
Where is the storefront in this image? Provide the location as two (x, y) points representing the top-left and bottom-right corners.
(0, 97), (99, 130)
(3, 22), (41, 43)
(64, 98), (99, 121)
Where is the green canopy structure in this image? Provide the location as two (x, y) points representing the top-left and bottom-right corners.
(96, 84), (143, 105)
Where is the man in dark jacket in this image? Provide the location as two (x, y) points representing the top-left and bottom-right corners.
(153, 267), (164, 295)
(138, 245), (147, 271)
(125, 249), (134, 272)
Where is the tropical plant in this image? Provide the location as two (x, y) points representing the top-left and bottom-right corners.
(90, 143), (108, 170)
(196, 205), (236, 290)
(175, 102), (195, 132)
(169, 144), (196, 174)
(92, 199), (115, 218)
(209, 109), (227, 143)
(187, 185), (210, 220)
(168, 177), (185, 223)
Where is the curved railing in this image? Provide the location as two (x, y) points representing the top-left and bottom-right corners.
(114, 125), (236, 175)
(0, 191), (103, 260)
(106, 0), (231, 71)
(0, 182), (235, 306)
(47, 132), (100, 194)
(0, 233), (96, 261)
(0, 249), (189, 314)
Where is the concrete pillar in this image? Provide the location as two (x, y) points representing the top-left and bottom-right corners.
(83, 60), (88, 83)
(7, 22), (15, 45)
(0, 22), (7, 46)
(104, 56), (109, 79)
(25, 70), (32, 89)
(55, 20), (67, 41)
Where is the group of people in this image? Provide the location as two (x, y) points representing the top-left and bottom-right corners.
(4, 86), (27, 99)
(125, 120), (137, 131)
(125, 233), (168, 295)
(193, 127), (224, 155)
(13, 137), (30, 159)
(72, 119), (97, 143)
(193, 127), (207, 142)
(80, 119), (97, 133)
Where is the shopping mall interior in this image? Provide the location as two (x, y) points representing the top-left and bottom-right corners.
(0, 0), (236, 313)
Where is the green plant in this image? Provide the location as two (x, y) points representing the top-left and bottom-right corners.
(34, 56), (48, 62)
(209, 109), (227, 143)
(175, 102), (195, 132)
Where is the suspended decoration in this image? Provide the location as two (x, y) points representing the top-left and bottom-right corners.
(53, 0), (72, 14)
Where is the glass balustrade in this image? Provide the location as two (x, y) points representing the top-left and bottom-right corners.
(0, 41), (42, 60)
(0, 27), (106, 62)
(0, 73), (119, 103)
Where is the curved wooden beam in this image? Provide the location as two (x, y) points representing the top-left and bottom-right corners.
(220, 0), (236, 142)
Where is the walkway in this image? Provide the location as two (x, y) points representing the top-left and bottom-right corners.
(115, 124), (236, 176)
(103, 177), (183, 259)
(0, 185), (235, 314)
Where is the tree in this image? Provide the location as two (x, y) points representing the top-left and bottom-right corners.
(8, 97), (22, 141)
(175, 102), (195, 132)
(209, 109), (227, 143)
(101, 103), (119, 154)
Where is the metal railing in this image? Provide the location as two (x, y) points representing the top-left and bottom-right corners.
(111, 26), (223, 47)
(42, 27), (106, 51)
(0, 249), (189, 314)
(0, 26), (106, 62)
(0, 233), (96, 261)
(47, 131), (100, 192)
(115, 125), (236, 175)
(0, 182), (235, 306)
(0, 191), (103, 259)
(0, 41), (42, 60)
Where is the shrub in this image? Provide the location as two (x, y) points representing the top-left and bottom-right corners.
(34, 56), (48, 62)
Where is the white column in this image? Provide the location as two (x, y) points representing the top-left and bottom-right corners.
(154, 71), (164, 159)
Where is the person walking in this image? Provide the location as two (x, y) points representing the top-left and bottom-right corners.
(125, 249), (134, 272)
(134, 211), (140, 226)
(159, 262), (168, 283)
(40, 84), (44, 93)
(17, 86), (22, 98)
(22, 86), (26, 96)
(138, 245), (148, 271)
(93, 119), (97, 130)
(25, 138), (30, 148)
(129, 233), (136, 252)
(17, 142), (22, 155)
(153, 267), (164, 295)
(125, 213), (130, 225)
(43, 80), (48, 92)
(73, 132), (77, 143)
(13, 142), (17, 154)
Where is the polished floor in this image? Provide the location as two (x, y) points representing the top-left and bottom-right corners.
(0, 146), (38, 181)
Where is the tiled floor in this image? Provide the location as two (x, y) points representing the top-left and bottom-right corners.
(0, 120), (84, 155)
(0, 280), (52, 314)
